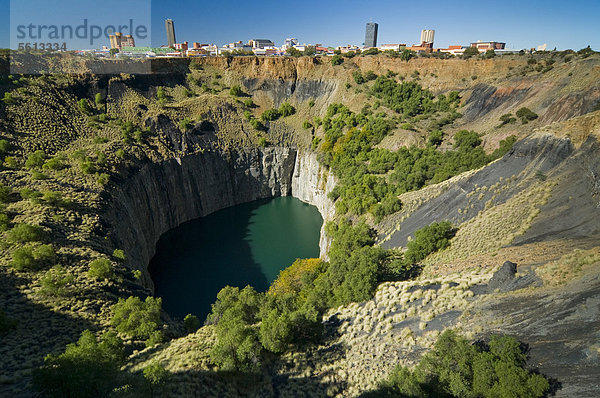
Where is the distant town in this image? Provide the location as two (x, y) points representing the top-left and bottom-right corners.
(74, 20), (549, 59)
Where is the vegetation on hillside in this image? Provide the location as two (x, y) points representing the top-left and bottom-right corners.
(1, 52), (589, 396)
(317, 78), (514, 221)
(366, 330), (549, 398)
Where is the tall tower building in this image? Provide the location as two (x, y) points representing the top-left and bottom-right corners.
(420, 29), (435, 45)
(365, 22), (378, 48)
(165, 19), (176, 48)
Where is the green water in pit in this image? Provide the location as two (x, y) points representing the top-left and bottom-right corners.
(148, 197), (323, 320)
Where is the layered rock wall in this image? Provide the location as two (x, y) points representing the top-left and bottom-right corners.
(106, 148), (335, 289)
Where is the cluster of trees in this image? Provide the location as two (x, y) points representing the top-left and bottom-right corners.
(315, 98), (513, 220)
(286, 46), (316, 57)
(119, 120), (148, 145)
(352, 70), (378, 84)
(208, 219), (453, 370)
(33, 329), (169, 397)
(367, 330), (549, 398)
(10, 240), (57, 272)
(516, 107), (539, 124)
(370, 77), (461, 117)
(260, 102), (296, 122)
(111, 296), (164, 347)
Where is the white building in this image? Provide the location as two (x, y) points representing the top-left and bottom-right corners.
(379, 44), (406, 52)
(282, 38), (299, 51)
(420, 29), (435, 45)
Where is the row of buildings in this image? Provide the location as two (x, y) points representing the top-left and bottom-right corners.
(364, 23), (510, 56)
(96, 19), (516, 59)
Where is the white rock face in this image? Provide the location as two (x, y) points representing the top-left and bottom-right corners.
(291, 151), (337, 258)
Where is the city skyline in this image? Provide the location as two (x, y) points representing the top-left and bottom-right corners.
(0, 0), (599, 51)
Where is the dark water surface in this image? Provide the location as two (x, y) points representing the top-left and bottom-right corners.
(148, 197), (323, 320)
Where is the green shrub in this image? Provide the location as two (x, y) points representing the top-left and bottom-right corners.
(454, 130), (481, 149)
(400, 49), (416, 62)
(2, 92), (16, 105)
(250, 118), (265, 131)
(490, 135), (517, 159)
(156, 87), (167, 102)
(244, 98), (254, 107)
(143, 362), (169, 395)
(428, 130), (443, 146)
(258, 137), (268, 148)
(0, 183), (12, 203)
(25, 150), (46, 169)
(308, 99), (315, 107)
(77, 99), (93, 115)
(79, 160), (96, 174)
(11, 244), (56, 271)
(93, 136), (109, 144)
(113, 249), (126, 260)
(7, 223), (46, 243)
(516, 107), (538, 123)
(183, 314), (201, 333)
(353, 70), (366, 84)
(498, 113), (517, 126)
(302, 120), (313, 129)
(40, 265), (74, 297)
(95, 93), (103, 106)
(208, 286), (263, 371)
(0, 139), (11, 156)
(33, 330), (126, 398)
(463, 46), (480, 58)
(43, 156), (67, 171)
(278, 102), (296, 117)
(96, 173), (109, 186)
(0, 212), (10, 231)
(229, 85), (243, 97)
(331, 54), (344, 65)
(405, 221), (455, 264)
(42, 191), (70, 208)
(31, 171), (49, 180)
(370, 330), (549, 398)
(88, 258), (115, 280)
(261, 108), (281, 121)
(145, 330), (164, 347)
(180, 118), (194, 131)
(110, 296), (162, 341)
(3, 156), (19, 169)
(20, 188), (43, 204)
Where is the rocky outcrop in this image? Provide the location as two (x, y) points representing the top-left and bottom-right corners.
(291, 152), (337, 257)
(106, 147), (334, 290)
(488, 261), (517, 292)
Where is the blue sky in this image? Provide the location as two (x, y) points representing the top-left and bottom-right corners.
(1, 0), (599, 50)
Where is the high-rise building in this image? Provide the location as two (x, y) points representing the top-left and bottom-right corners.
(365, 22), (378, 48)
(109, 32), (135, 50)
(420, 29), (435, 45)
(165, 19), (176, 48)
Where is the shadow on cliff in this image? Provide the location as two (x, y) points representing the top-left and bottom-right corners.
(148, 199), (272, 321)
(158, 366), (349, 398)
(0, 268), (96, 396)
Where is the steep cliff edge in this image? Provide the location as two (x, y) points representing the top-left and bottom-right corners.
(106, 147), (335, 290)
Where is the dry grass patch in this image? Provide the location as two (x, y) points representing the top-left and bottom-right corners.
(536, 247), (600, 286)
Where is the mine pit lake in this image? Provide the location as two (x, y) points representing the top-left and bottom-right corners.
(148, 197), (323, 320)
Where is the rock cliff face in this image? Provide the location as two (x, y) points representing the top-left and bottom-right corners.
(105, 148), (334, 290)
(291, 151), (337, 257)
